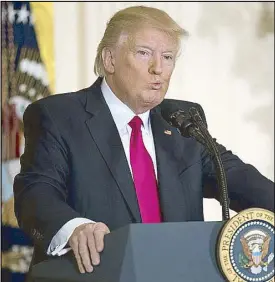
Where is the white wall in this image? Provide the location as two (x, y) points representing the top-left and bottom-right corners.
(53, 2), (274, 221)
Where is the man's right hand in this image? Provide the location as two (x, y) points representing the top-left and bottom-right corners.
(68, 222), (110, 273)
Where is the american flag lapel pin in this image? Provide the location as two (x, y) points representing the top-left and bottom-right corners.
(164, 130), (172, 135)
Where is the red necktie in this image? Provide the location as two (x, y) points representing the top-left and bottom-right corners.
(128, 116), (161, 223)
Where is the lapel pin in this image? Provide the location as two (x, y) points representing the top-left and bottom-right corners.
(164, 130), (172, 135)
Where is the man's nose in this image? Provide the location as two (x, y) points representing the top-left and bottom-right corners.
(148, 55), (163, 75)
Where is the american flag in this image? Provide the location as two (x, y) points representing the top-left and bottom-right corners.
(1, 2), (51, 281)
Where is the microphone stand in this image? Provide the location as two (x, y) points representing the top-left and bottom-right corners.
(169, 108), (230, 221)
(189, 108), (230, 221)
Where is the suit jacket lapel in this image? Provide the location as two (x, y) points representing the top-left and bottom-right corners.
(150, 107), (190, 222)
(84, 80), (141, 223)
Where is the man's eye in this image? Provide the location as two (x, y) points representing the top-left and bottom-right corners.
(163, 55), (173, 60)
(137, 50), (149, 56)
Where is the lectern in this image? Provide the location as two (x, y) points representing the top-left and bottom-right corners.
(31, 221), (226, 282)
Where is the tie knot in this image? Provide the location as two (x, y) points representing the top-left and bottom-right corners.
(128, 116), (143, 130)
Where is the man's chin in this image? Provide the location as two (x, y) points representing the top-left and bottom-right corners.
(143, 97), (164, 111)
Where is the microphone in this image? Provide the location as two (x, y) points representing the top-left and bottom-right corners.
(161, 105), (230, 221)
(162, 108), (207, 145)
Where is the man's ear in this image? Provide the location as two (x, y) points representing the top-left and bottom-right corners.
(102, 48), (115, 74)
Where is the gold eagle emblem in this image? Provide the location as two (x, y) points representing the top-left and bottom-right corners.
(240, 229), (274, 274)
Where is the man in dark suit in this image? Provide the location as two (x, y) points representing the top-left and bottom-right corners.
(13, 5), (274, 276)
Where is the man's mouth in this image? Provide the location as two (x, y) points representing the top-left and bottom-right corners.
(150, 83), (162, 90)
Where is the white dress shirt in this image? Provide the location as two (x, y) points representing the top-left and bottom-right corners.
(47, 78), (157, 256)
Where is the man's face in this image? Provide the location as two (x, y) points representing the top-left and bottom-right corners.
(105, 27), (178, 114)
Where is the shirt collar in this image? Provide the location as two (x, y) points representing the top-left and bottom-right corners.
(101, 77), (150, 133)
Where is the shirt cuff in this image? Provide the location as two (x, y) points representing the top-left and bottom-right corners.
(47, 218), (95, 256)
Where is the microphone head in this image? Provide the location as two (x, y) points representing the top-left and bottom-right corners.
(160, 101), (207, 144)
(189, 107), (203, 123)
(169, 110), (194, 137)
(160, 103), (193, 138)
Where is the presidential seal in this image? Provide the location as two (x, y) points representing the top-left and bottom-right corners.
(217, 208), (274, 282)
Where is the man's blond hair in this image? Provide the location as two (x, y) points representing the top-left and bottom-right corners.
(94, 5), (188, 77)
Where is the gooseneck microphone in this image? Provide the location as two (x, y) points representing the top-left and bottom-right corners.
(169, 110), (211, 150)
(162, 106), (230, 221)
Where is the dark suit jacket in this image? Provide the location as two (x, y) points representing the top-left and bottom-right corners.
(13, 77), (274, 267)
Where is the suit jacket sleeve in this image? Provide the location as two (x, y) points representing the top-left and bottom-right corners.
(196, 104), (274, 212)
(13, 101), (80, 252)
